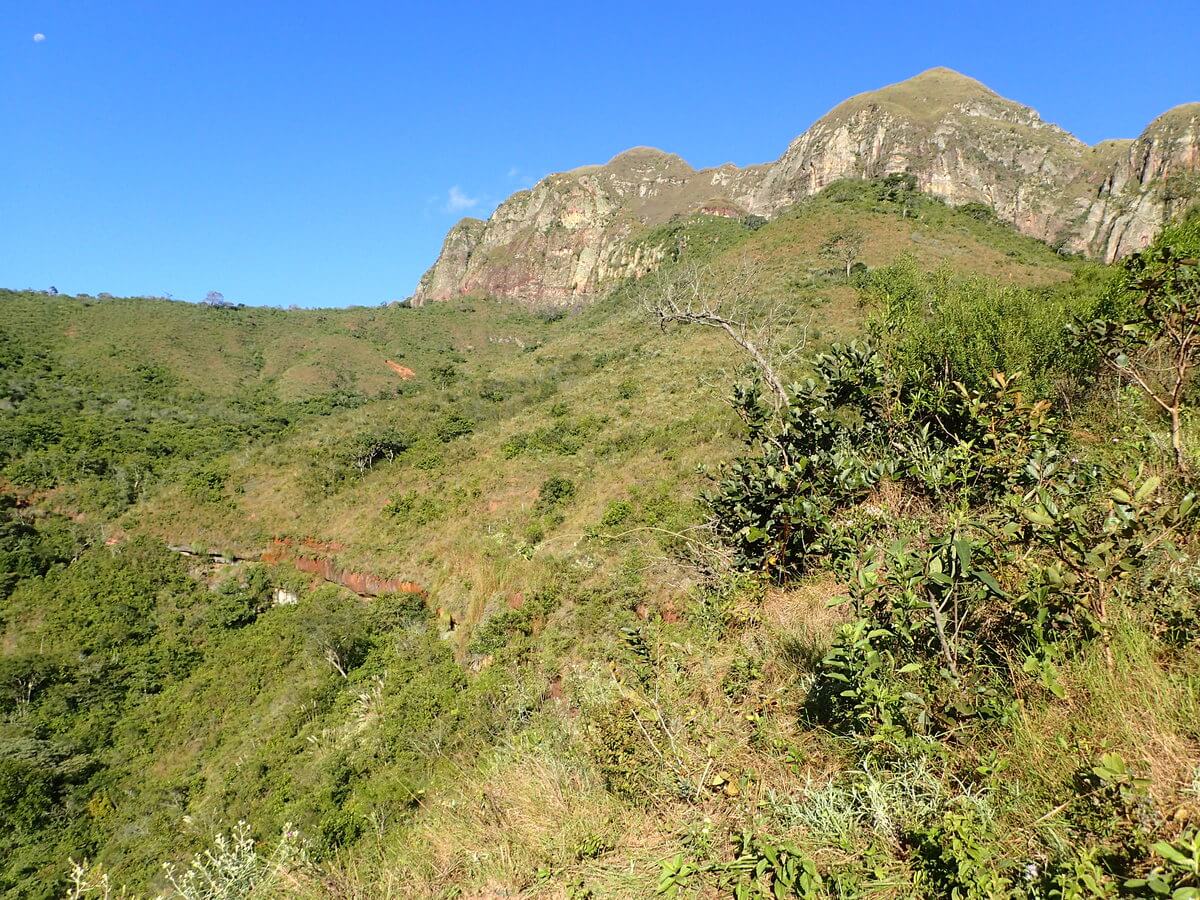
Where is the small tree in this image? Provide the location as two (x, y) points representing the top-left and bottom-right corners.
(299, 589), (369, 679)
(821, 227), (866, 278)
(1075, 214), (1200, 471)
(640, 257), (812, 411)
(205, 290), (225, 305)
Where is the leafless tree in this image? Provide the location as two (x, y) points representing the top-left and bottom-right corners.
(1085, 245), (1200, 472)
(322, 642), (350, 679)
(639, 257), (811, 410)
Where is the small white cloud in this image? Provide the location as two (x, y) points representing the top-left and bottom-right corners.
(444, 185), (478, 213)
(32, 33), (46, 43)
(506, 166), (520, 179)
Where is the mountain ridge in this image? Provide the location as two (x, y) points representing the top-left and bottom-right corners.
(414, 67), (1200, 305)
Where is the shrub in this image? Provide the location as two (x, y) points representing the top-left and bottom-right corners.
(584, 701), (662, 804)
(536, 476), (576, 512)
(430, 363), (459, 386)
(863, 257), (1101, 398)
(600, 499), (633, 527)
(159, 821), (310, 900)
(434, 412), (474, 442)
(182, 465), (227, 503)
(909, 808), (1013, 898)
(502, 417), (600, 457)
(384, 490), (444, 525)
(341, 427), (410, 477)
(957, 201), (997, 222)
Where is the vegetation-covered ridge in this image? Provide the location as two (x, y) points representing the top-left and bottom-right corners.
(2, 187), (1200, 898)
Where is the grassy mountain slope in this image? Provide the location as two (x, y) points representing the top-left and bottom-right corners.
(5, 186), (1199, 899)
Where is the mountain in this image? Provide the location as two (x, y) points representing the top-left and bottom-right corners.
(414, 68), (1200, 305)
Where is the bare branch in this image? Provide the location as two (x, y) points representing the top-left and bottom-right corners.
(638, 258), (810, 411)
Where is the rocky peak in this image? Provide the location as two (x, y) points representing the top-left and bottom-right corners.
(1070, 103), (1200, 260)
(414, 70), (1200, 305)
(413, 146), (766, 305)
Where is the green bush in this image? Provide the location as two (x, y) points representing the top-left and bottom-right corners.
(182, 464), (228, 502)
(863, 257), (1103, 398)
(435, 412), (474, 442)
(536, 476), (576, 512)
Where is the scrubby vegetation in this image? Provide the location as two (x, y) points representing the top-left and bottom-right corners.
(2, 188), (1199, 898)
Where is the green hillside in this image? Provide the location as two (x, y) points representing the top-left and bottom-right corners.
(3, 184), (1199, 899)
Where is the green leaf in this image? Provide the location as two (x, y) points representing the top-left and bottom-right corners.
(1023, 507), (1054, 527)
(1135, 476), (1162, 502)
(1155, 842), (1195, 867)
(953, 539), (972, 572)
(975, 571), (1006, 596)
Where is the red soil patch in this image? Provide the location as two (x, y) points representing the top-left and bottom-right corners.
(262, 538), (424, 598)
(385, 359), (416, 379)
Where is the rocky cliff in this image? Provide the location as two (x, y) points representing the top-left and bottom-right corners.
(414, 69), (1200, 306)
(415, 149), (767, 305)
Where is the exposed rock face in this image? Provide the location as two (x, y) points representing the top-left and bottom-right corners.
(1069, 104), (1200, 260)
(414, 69), (1200, 306)
(748, 70), (1089, 245)
(414, 149), (767, 305)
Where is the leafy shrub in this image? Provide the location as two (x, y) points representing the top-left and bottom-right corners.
(1126, 830), (1200, 897)
(384, 490), (445, 525)
(584, 700), (663, 804)
(600, 499), (633, 527)
(657, 832), (823, 898)
(434, 412), (474, 442)
(296, 588), (371, 678)
(182, 465), (228, 503)
(957, 201), (998, 222)
(341, 427), (410, 476)
(909, 807), (1013, 898)
(706, 342), (892, 577)
(863, 257), (1101, 398)
(0, 758), (55, 836)
(478, 378), (508, 401)
(369, 591), (430, 630)
(1069, 210), (1200, 470)
(708, 336), (1067, 581)
(467, 591), (559, 657)
(615, 378), (638, 400)
(536, 476), (576, 512)
(159, 821), (310, 900)
(502, 417), (600, 457)
(430, 363), (459, 386)
(877, 171), (918, 202)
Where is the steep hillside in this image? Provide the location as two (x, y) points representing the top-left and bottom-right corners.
(122, 188), (1081, 610)
(5, 194), (1200, 900)
(415, 68), (1200, 306)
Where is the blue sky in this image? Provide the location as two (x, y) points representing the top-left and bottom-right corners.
(2, 1), (1197, 307)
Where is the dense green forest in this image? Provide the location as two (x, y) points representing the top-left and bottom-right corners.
(2, 183), (1199, 898)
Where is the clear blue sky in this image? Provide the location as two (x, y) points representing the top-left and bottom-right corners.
(3, 1), (1197, 307)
